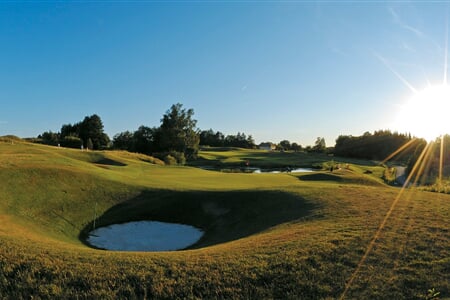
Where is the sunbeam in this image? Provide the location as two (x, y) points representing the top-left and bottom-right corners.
(341, 19), (450, 295)
(380, 138), (418, 165)
(372, 51), (418, 94)
(411, 141), (436, 186)
(439, 135), (444, 185)
(339, 140), (434, 299)
(444, 14), (449, 85)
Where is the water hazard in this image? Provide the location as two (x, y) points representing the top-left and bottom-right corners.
(200, 166), (314, 173)
(87, 221), (203, 251)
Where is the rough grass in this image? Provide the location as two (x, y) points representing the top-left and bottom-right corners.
(0, 140), (449, 299)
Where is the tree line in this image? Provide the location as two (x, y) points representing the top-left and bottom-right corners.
(269, 137), (326, 153)
(38, 105), (439, 171)
(334, 130), (425, 161)
(38, 114), (109, 150)
(37, 102), (327, 164)
(112, 104), (258, 163)
(37, 103), (258, 165)
(408, 134), (450, 184)
(199, 129), (255, 149)
(112, 103), (200, 164)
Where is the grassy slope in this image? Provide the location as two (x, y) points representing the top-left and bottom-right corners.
(0, 141), (449, 299)
(192, 147), (383, 169)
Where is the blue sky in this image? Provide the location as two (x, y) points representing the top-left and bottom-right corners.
(1, 1), (449, 146)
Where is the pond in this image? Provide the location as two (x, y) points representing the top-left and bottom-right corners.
(253, 167), (314, 174)
(87, 221), (204, 251)
(199, 166), (314, 173)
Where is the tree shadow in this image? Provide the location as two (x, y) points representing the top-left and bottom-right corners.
(297, 173), (343, 182)
(80, 189), (318, 250)
(94, 158), (127, 167)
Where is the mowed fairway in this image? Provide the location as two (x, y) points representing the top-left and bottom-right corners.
(0, 140), (449, 299)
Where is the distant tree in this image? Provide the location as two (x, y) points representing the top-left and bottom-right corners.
(79, 114), (110, 150)
(220, 132), (256, 148)
(36, 114), (110, 150)
(38, 131), (59, 146)
(60, 123), (80, 139)
(112, 131), (134, 151)
(156, 103), (200, 159)
(224, 134), (237, 147)
(60, 136), (83, 149)
(334, 130), (422, 161)
(215, 131), (225, 146)
(279, 140), (291, 151)
(312, 137), (326, 153)
(133, 126), (157, 155)
(198, 128), (257, 149)
(199, 129), (219, 147)
(291, 142), (302, 152)
(246, 135), (256, 149)
(406, 138), (430, 180)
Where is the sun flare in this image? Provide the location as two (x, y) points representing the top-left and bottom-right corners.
(396, 84), (450, 141)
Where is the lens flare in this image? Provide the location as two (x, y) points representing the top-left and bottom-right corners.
(396, 84), (450, 141)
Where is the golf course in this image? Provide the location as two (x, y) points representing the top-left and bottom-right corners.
(0, 136), (448, 299)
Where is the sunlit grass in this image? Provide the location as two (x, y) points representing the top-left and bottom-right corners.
(0, 140), (449, 298)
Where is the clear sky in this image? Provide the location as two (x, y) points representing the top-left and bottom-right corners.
(1, 1), (449, 146)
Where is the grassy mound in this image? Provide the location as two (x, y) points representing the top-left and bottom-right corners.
(0, 141), (449, 299)
(296, 169), (385, 187)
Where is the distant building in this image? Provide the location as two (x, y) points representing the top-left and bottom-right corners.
(259, 142), (276, 151)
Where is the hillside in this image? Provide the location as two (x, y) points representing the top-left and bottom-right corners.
(0, 139), (449, 299)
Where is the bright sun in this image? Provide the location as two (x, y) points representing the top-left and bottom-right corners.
(396, 84), (450, 141)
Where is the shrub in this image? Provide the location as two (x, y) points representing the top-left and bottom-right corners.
(157, 151), (186, 165)
(164, 155), (177, 165)
(169, 151), (186, 165)
(0, 135), (21, 143)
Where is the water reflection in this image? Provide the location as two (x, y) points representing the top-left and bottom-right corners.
(199, 166), (314, 173)
(87, 221), (203, 251)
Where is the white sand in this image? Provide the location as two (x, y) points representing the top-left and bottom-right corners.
(87, 221), (203, 251)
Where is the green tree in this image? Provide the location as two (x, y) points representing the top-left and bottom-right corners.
(112, 131), (134, 151)
(133, 126), (157, 155)
(279, 140), (291, 151)
(156, 103), (200, 159)
(312, 137), (326, 153)
(60, 123), (80, 138)
(199, 129), (225, 147)
(38, 131), (59, 146)
(291, 142), (302, 152)
(60, 136), (83, 149)
(334, 130), (423, 161)
(79, 114), (110, 150)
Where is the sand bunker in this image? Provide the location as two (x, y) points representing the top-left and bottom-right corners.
(87, 221), (203, 251)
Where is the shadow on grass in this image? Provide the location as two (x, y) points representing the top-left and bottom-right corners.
(80, 189), (318, 250)
(298, 173), (343, 182)
(94, 158), (127, 167)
